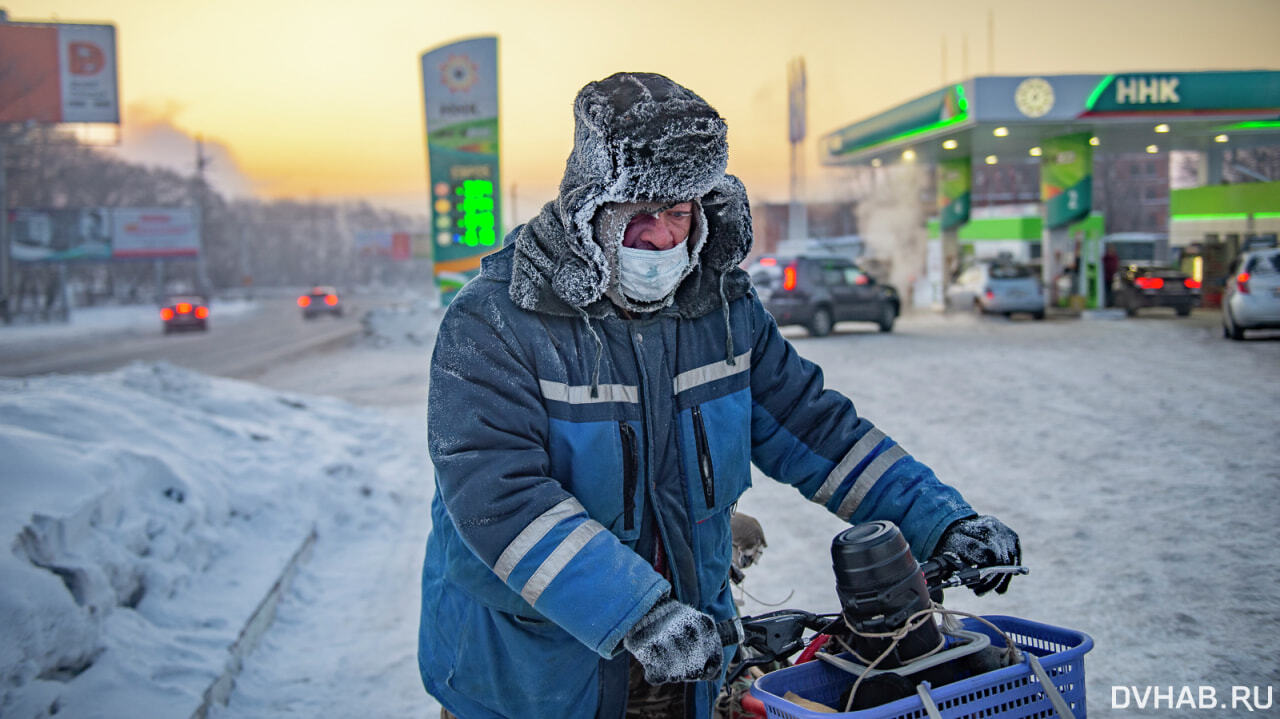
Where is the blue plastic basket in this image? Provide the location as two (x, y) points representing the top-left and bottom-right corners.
(750, 615), (1093, 719)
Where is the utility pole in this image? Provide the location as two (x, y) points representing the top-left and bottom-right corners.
(987, 9), (995, 74)
(509, 182), (517, 233)
(941, 36), (947, 86)
(0, 139), (9, 324)
(194, 135), (212, 294)
(787, 57), (808, 244)
(0, 9), (6, 323)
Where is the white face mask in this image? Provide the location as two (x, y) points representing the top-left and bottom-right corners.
(618, 242), (690, 302)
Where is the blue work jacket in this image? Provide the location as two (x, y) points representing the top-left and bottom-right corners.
(418, 245), (974, 719)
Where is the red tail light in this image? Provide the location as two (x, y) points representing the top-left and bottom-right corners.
(782, 264), (797, 291)
(160, 308), (174, 321)
(984, 287), (995, 299)
(298, 296), (312, 307)
(854, 274), (870, 286)
(1237, 272), (1251, 294)
(1134, 277), (1164, 290)
(194, 306), (210, 319)
(176, 302), (193, 314)
(325, 294), (339, 306)
(759, 257), (777, 266)
(1183, 278), (1200, 289)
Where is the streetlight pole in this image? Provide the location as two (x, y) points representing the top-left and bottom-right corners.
(0, 140), (10, 323)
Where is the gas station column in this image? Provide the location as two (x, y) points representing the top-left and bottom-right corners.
(1039, 132), (1094, 310)
(937, 157), (971, 300)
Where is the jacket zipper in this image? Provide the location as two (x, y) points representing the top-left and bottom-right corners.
(618, 422), (638, 531)
(691, 406), (716, 510)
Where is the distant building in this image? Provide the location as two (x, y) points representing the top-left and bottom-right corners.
(1093, 152), (1170, 234)
(749, 200), (859, 261)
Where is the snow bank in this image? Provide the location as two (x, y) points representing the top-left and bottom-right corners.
(359, 298), (445, 349)
(0, 362), (428, 718)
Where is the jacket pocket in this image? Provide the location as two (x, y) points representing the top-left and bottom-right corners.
(618, 421), (639, 532)
(547, 418), (642, 542)
(443, 594), (602, 718)
(679, 390), (752, 523)
(691, 406), (716, 511)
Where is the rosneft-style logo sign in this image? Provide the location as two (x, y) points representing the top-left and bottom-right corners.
(439, 54), (478, 94)
(68, 42), (106, 75)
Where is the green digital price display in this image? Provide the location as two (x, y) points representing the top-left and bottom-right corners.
(432, 174), (497, 248)
(455, 179), (495, 247)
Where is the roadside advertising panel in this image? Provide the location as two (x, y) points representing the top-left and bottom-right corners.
(0, 22), (119, 124)
(111, 208), (200, 258)
(421, 36), (500, 304)
(938, 157), (971, 230)
(7, 208), (112, 262)
(355, 230), (412, 261)
(1041, 133), (1093, 229)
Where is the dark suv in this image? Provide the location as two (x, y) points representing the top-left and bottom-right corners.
(748, 254), (899, 336)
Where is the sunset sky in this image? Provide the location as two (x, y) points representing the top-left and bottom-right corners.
(5, 0), (1280, 223)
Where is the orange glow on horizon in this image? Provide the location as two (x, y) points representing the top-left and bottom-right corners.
(5, 0), (1278, 217)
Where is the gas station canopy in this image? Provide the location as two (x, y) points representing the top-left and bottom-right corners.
(821, 71), (1280, 167)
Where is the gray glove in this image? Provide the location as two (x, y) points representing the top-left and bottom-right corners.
(935, 514), (1021, 596)
(623, 596), (722, 684)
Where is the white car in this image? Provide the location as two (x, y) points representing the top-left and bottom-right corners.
(1222, 248), (1280, 340)
(947, 261), (1045, 319)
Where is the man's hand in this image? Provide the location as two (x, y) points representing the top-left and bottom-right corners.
(935, 515), (1021, 595)
(624, 596), (722, 684)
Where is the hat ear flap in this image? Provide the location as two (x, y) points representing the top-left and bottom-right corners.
(698, 176), (753, 271)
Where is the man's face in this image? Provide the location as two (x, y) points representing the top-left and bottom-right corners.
(622, 202), (694, 251)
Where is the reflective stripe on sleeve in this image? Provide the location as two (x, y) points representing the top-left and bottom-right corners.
(835, 445), (908, 520)
(811, 428), (887, 506)
(493, 497), (586, 582)
(539, 379), (639, 405)
(672, 350), (752, 394)
(520, 521), (606, 605)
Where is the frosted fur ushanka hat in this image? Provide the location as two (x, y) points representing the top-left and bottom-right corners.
(510, 72), (754, 318)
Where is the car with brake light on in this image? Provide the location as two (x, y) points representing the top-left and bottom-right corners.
(1222, 248), (1280, 340)
(1112, 265), (1200, 317)
(298, 286), (343, 319)
(946, 260), (1045, 319)
(747, 254), (899, 336)
(160, 295), (209, 334)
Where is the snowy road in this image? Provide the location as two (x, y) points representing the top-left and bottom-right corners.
(0, 297), (388, 379)
(229, 307), (1279, 718)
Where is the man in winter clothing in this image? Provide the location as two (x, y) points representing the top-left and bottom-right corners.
(419, 72), (1020, 719)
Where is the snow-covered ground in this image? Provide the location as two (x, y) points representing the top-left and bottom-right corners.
(2, 303), (1277, 718)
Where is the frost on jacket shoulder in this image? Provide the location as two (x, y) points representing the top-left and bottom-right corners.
(508, 72), (754, 320)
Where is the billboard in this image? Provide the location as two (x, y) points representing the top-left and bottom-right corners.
(6, 208), (200, 262)
(421, 36), (500, 303)
(111, 208), (200, 258)
(0, 22), (119, 124)
(354, 230), (413, 261)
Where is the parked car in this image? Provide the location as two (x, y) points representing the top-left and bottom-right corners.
(160, 295), (209, 334)
(748, 254), (899, 336)
(1222, 248), (1280, 340)
(298, 286), (343, 319)
(1112, 265), (1200, 317)
(947, 260), (1045, 319)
